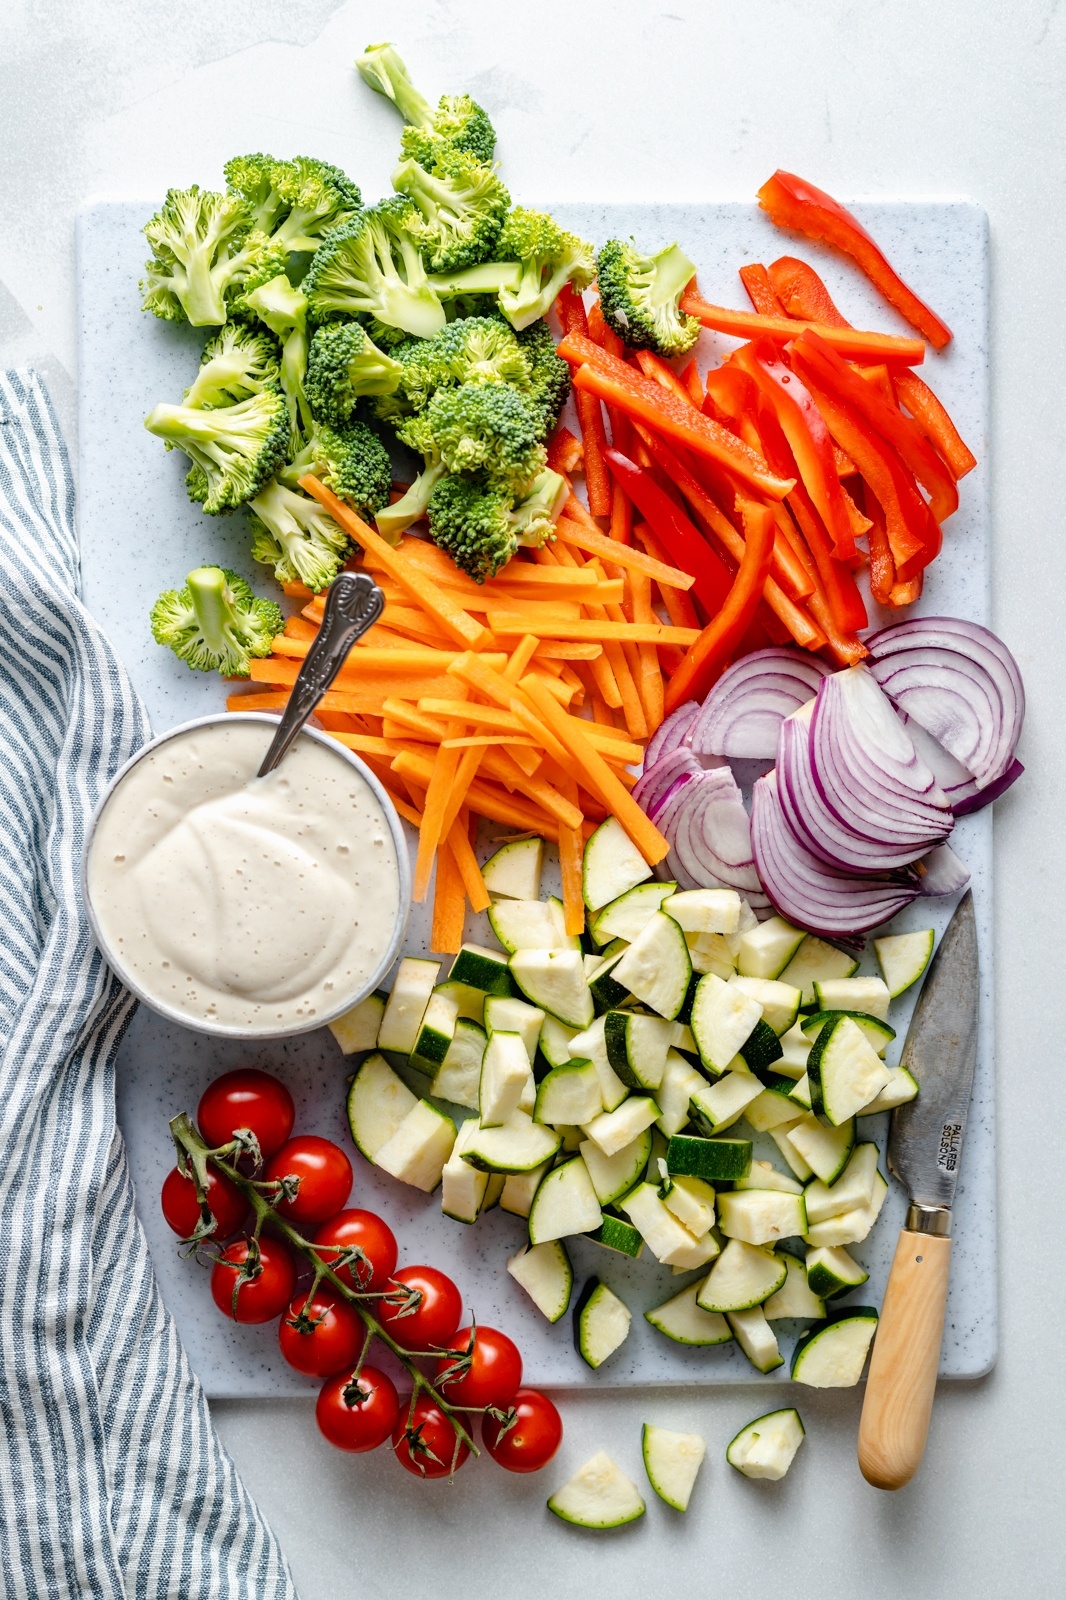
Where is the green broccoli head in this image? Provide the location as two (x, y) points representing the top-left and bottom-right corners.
(427, 466), (566, 582)
(494, 208), (597, 331)
(247, 480), (351, 591)
(140, 186), (285, 328)
(183, 324), (281, 409)
(150, 565), (282, 677)
(303, 198), (447, 338)
(515, 318), (571, 437)
(224, 153), (360, 256)
(596, 239), (700, 356)
(356, 42), (496, 166)
(145, 390), (291, 514)
(280, 418), (392, 519)
(392, 147), (509, 273)
(305, 321), (405, 424)
(421, 380), (546, 487)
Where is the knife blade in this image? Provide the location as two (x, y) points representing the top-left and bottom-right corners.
(858, 890), (980, 1490)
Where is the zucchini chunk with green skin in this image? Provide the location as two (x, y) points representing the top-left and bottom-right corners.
(488, 897), (567, 953)
(588, 1213), (644, 1258)
(874, 927), (935, 997)
(736, 915), (806, 979)
(642, 1424), (706, 1512)
(328, 990), (386, 1054)
(697, 1239), (786, 1313)
(777, 934), (859, 1005)
(580, 1129), (653, 1206)
(775, 1020), (812, 1079)
(727, 1306), (784, 1372)
(689, 1071), (763, 1135)
(539, 1013), (580, 1068)
(661, 887), (741, 934)
(800, 1009), (895, 1056)
(591, 881), (677, 945)
(729, 975), (802, 1035)
(376, 957), (441, 1055)
(409, 990), (459, 1074)
(433, 978), (486, 1024)
(582, 814), (652, 912)
(769, 1120), (814, 1181)
(610, 912), (692, 1019)
(479, 1031), (534, 1128)
(804, 1142), (880, 1224)
(814, 975), (891, 1022)
(762, 1254), (825, 1320)
(859, 1064), (919, 1114)
(665, 1228), (721, 1272)
(645, 1281), (732, 1347)
(686, 929), (738, 979)
(510, 948), (594, 1030)
(791, 1307), (879, 1387)
(691, 973), (764, 1075)
(667, 1134), (752, 1184)
(744, 1085), (810, 1132)
(781, 1113), (855, 1184)
(717, 1189), (808, 1247)
(481, 836), (543, 901)
(374, 1099), (456, 1193)
(735, 1159), (803, 1194)
(430, 1018), (487, 1110)
(583, 1096), (660, 1159)
(461, 1111), (562, 1173)
(346, 1052), (417, 1162)
(440, 1118), (489, 1222)
(660, 1174), (716, 1237)
(727, 1409), (805, 1480)
(507, 1239), (573, 1322)
(619, 1182), (708, 1267)
(499, 1159), (551, 1218)
(529, 1156), (602, 1245)
(534, 1059), (602, 1127)
(655, 1051), (705, 1138)
(603, 1011), (673, 1091)
(804, 1170), (888, 1248)
(547, 1452), (645, 1529)
(484, 994), (544, 1061)
(574, 1279), (632, 1369)
(807, 1016), (893, 1124)
(587, 951), (630, 1015)
(806, 1243), (870, 1299)
(448, 942), (513, 996)
(738, 1019), (784, 1074)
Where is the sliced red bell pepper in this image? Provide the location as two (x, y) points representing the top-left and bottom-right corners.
(730, 341), (858, 561)
(792, 330), (958, 522)
(861, 487), (896, 606)
(739, 263), (787, 317)
(768, 256), (851, 327)
(679, 284), (926, 364)
(603, 449), (733, 620)
(773, 502), (868, 666)
(664, 502), (777, 711)
(634, 349), (695, 407)
(786, 481), (869, 638)
(679, 360), (705, 407)
(757, 171), (953, 350)
(893, 370), (978, 480)
(546, 424), (583, 475)
(556, 286), (612, 517)
(891, 572), (923, 606)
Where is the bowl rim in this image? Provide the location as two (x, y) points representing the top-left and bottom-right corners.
(82, 711), (412, 1040)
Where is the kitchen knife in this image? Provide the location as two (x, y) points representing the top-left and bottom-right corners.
(857, 889), (979, 1490)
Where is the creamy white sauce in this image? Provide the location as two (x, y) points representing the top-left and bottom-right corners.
(88, 719), (402, 1033)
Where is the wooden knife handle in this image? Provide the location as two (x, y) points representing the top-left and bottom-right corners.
(858, 1227), (952, 1490)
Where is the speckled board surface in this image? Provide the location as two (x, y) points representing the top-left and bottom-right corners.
(78, 199), (993, 1396)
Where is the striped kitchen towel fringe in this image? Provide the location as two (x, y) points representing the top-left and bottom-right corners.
(0, 370), (297, 1600)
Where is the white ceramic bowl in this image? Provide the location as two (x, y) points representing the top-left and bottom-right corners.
(82, 712), (411, 1040)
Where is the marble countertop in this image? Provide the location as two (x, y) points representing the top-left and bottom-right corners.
(3, 2), (1065, 1595)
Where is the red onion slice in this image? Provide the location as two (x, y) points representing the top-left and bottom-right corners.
(644, 701), (699, 769)
(916, 843), (971, 896)
(865, 616), (1024, 792)
(632, 747), (703, 819)
(952, 757), (1023, 816)
(668, 766), (766, 898)
(689, 647), (830, 760)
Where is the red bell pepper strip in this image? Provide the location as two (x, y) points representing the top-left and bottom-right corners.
(604, 449), (733, 620)
(679, 360), (705, 407)
(791, 330), (958, 522)
(664, 503), (777, 711)
(768, 256), (851, 327)
(757, 171), (953, 350)
(739, 263), (787, 317)
(893, 370), (978, 480)
(786, 482), (869, 639)
(730, 341), (859, 560)
(634, 348), (695, 407)
(546, 424), (583, 475)
(862, 487), (896, 606)
(773, 503), (868, 666)
(556, 286), (612, 517)
(891, 572), (923, 606)
(679, 284), (926, 365)
(557, 336), (796, 500)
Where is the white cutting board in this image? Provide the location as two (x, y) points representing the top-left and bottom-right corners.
(77, 198), (994, 1397)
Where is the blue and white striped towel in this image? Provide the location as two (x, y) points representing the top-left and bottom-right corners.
(0, 371), (297, 1599)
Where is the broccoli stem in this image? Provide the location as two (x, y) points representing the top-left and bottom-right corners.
(356, 42), (435, 128)
(185, 567), (240, 657)
(376, 460), (446, 541)
(184, 254), (228, 328)
(427, 261), (522, 297)
(648, 244), (698, 307)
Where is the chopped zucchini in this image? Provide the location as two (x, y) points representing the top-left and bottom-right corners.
(642, 1424), (706, 1512)
(618, 1182), (709, 1267)
(346, 1052), (417, 1162)
(499, 1160), (551, 1218)
(804, 1142), (880, 1224)
(804, 1170), (888, 1247)
(800, 1009), (896, 1057)
(534, 1058), (602, 1127)
(782, 1114), (855, 1185)
(449, 943), (512, 997)
(481, 836), (543, 901)
(603, 1010), (673, 1091)
(548, 1452), (645, 1528)
(697, 1239), (786, 1313)
(691, 974), (764, 1075)
(686, 930), (738, 979)
(584, 1096), (660, 1158)
(726, 1409), (805, 1479)
(661, 1173), (716, 1237)
(645, 1281), (732, 1347)
(510, 948), (594, 1030)
(574, 1278), (631, 1368)
(735, 1158), (803, 1194)
(484, 994), (545, 1061)
(664, 1228), (721, 1272)
(374, 1099), (456, 1193)
(813, 976), (891, 1022)
(587, 950), (631, 1014)
(689, 1070), (763, 1134)
(727, 1306), (784, 1372)
(569, 1014), (634, 1111)
(743, 1084), (810, 1132)
(777, 935), (859, 1005)
(479, 1031), (534, 1128)
(667, 1133), (752, 1184)
(409, 990), (459, 1075)
(762, 1254), (825, 1320)
(328, 990), (386, 1055)
(791, 1307), (879, 1387)
(591, 881), (677, 944)
(507, 1239), (572, 1322)
(874, 927), (935, 998)
(717, 1189), (808, 1247)
(736, 916), (805, 980)
(440, 1118), (489, 1222)
(489, 897), (566, 953)
(655, 1050), (705, 1138)
(775, 1020), (812, 1080)
(377, 957), (441, 1055)
(806, 1244), (870, 1299)
(610, 911), (692, 1019)
(430, 1018), (486, 1111)
(588, 1213), (644, 1258)
(859, 1064), (919, 1114)
(729, 975), (802, 1036)
(580, 1129), (654, 1206)
(582, 815), (652, 912)
(528, 1155), (602, 1244)
(738, 1019), (784, 1074)
(461, 1111), (562, 1173)
(661, 887), (742, 934)
(539, 1013), (580, 1068)
(432, 978), (486, 1025)
(807, 1016), (893, 1124)
(768, 1119), (814, 1181)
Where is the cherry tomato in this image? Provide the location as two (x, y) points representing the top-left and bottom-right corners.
(197, 1070), (295, 1159)
(160, 1164), (248, 1239)
(392, 1394), (471, 1479)
(312, 1209), (398, 1294)
(210, 1237), (297, 1324)
(278, 1290), (363, 1377)
(377, 1266), (462, 1351)
(264, 1136), (352, 1226)
(481, 1388), (563, 1473)
(316, 1366), (400, 1453)
(435, 1326), (522, 1410)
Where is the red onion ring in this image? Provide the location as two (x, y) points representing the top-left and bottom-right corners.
(644, 701), (699, 769)
(916, 843), (971, 896)
(632, 747), (703, 819)
(689, 647), (830, 760)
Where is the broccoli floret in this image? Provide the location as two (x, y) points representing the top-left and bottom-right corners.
(422, 315), (531, 390)
(356, 43), (496, 166)
(241, 273), (311, 440)
(495, 209), (597, 331)
(419, 381), (545, 488)
(304, 198), (447, 338)
(427, 466), (566, 582)
(140, 186), (284, 327)
(150, 565), (282, 677)
(183, 324), (281, 409)
(145, 390), (290, 513)
(596, 239), (700, 356)
(515, 318), (571, 437)
(224, 154), (360, 256)
(305, 322), (404, 424)
(280, 418), (392, 519)
(247, 480), (351, 591)
(392, 147), (509, 273)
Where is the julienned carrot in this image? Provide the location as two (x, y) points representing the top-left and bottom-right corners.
(263, 640), (502, 673)
(486, 615), (700, 645)
(678, 285), (927, 365)
(551, 516), (695, 590)
(431, 837), (466, 955)
(392, 750), (559, 839)
(739, 262), (787, 317)
(520, 675), (670, 866)
(414, 738), (463, 903)
(629, 569), (665, 729)
(298, 475), (492, 651)
(447, 813), (491, 914)
(534, 641), (603, 660)
(557, 285), (612, 516)
(631, 524), (700, 632)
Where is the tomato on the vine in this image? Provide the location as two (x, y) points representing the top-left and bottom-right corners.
(312, 1209), (398, 1294)
(392, 1394), (470, 1479)
(316, 1366), (400, 1453)
(377, 1266), (462, 1350)
(435, 1326), (522, 1411)
(482, 1388), (562, 1473)
(160, 1163), (248, 1239)
(277, 1290), (363, 1377)
(264, 1136), (352, 1226)
(197, 1070), (295, 1159)
(210, 1237), (296, 1324)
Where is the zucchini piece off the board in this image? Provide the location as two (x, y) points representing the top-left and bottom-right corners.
(642, 1424), (707, 1511)
(726, 1408), (806, 1480)
(548, 1452), (645, 1529)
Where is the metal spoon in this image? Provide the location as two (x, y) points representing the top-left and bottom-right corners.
(258, 570), (385, 777)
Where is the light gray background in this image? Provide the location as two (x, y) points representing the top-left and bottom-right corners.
(2, 3), (1063, 1596)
